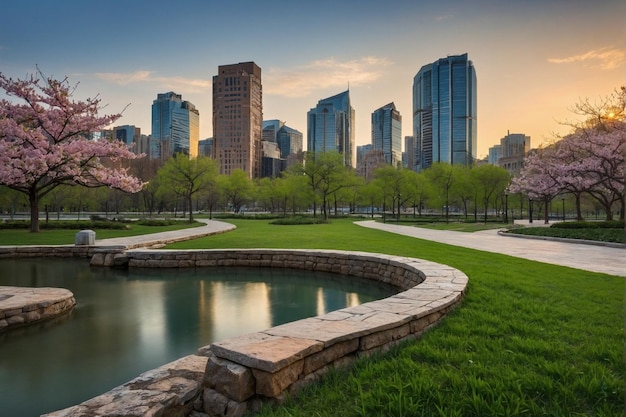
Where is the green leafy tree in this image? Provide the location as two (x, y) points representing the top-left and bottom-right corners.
(358, 180), (384, 218)
(156, 155), (217, 222)
(471, 164), (511, 223)
(402, 170), (431, 217)
(281, 169), (312, 215)
(373, 165), (406, 220)
(222, 169), (255, 213)
(300, 151), (352, 219)
(424, 162), (456, 222)
(450, 165), (476, 220)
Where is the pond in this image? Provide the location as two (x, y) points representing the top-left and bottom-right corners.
(0, 258), (395, 416)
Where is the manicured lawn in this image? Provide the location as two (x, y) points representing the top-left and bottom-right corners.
(0, 221), (204, 245)
(167, 218), (624, 417)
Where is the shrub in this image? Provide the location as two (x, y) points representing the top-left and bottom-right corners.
(270, 216), (329, 225)
(551, 220), (624, 229)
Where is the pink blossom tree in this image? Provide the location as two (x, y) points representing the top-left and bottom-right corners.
(510, 147), (560, 224)
(512, 88), (625, 226)
(0, 72), (144, 232)
(560, 128), (625, 220)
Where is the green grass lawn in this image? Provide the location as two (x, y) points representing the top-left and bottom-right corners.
(0, 221), (203, 245)
(167, 218), (624, 417)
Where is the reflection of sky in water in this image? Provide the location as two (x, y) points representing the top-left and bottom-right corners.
(0, 258), (396, 417)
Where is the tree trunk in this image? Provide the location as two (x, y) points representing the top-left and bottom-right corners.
(188, 194), (194, 222)
(29, 190), (40, 233)
(575, 193), (583, 221)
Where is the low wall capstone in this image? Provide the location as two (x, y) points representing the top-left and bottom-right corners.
(43, 248), (468, 417)
(0, 286), (76, 332)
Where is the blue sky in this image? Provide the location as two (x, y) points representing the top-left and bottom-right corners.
(1, 0), (624, 158)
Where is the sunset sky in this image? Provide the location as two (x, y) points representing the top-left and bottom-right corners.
(1, 0), (624, 159)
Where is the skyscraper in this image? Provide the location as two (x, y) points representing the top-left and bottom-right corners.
(112, 125), (142, 154)
(212, 62), (263, 178)
(371, 102), (402, 167)
(151, 92), (199, 159)
(307, 90), (355, 167)
(413, 53), (477, 171)
(276, 125), (303, 159)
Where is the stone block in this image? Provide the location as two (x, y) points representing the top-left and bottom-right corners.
(211, 333), (322, 373)
(75, 229), (96, 246)
(251, 359), (304, 397)
(360, 323), (411, 351)
(203, 388), (228, 416)
(204, 355), (255, 402)
(302, 339), (359, 374)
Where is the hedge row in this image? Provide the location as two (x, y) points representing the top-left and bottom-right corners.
(550, 220), (625, 230)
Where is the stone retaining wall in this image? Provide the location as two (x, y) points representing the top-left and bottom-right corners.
(45, 249), (468, 417)
(0, 245), (98, 259)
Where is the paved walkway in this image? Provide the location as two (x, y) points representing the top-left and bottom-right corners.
(355, 220), (626, 278)
(94, 219), (235, 248)
(96, 218), (624, 277)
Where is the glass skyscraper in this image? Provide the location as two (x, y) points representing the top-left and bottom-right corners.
(151, 92), (199, 159)
(371, 102), (402, 167)
(307, 90), (355, 167)
(412, 53), (477, 171)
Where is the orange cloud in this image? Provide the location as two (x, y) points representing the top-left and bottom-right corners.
(548, 47), (624, 70)
(264, 56), (392, 98)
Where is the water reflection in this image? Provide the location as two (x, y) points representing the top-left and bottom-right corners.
(0, 258), (395, 417)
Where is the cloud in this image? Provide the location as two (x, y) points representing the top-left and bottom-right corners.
(548, 47), (624, 70)
(94, 70), (212, 92)
(264, 56), (392, 98)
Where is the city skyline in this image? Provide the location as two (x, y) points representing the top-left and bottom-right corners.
(0, 0), (624, 159)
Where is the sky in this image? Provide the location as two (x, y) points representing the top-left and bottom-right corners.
(1, 0), (624, 159)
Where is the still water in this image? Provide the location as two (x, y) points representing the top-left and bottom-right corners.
(0, 258), (395, 416)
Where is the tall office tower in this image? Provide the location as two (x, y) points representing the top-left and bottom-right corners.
(307, 90), (355, 167)
(262, 120), (284, 142)
(404, 136), (414, 169)
(488, 144), (502, 165)
(356, 144), (374, 165)
(276, 125), (303, 159)
(413, 53), (477, 171)
(356, 147), (385, 180)
(151, 92), (199, 160)
(198, 138), (214, 157)
(371, 102), (402, 167)
(212, 62), (263, 178)
(112, 125), (141, 153)
(497, 131), (531, 174)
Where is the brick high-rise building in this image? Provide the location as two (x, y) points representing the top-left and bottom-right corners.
(212, 62), (263, 178)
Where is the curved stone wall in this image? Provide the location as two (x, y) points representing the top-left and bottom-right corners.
(45, 249), (468, 417)
(0, 286), (76, 332)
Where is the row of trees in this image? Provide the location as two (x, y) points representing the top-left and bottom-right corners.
(0, 151), (514, 225)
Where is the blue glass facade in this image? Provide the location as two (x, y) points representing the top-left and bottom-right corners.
(371, 102), (402, 167)
(151, 92), (199, 159)
(307, 90), (355, 167)
(413, 54), (476, 170)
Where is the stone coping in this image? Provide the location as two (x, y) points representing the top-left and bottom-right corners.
(0, 286), (76, 332)
(46, 249), (468, 417)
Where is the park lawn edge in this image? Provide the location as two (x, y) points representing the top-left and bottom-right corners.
(165, 218), (624, 417)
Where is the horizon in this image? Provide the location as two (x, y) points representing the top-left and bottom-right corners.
(1, 0), (624, 159)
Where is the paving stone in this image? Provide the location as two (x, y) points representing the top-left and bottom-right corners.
(211, 333), (323, 373)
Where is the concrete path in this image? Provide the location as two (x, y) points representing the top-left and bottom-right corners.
(94, 219), (235, 249)
(355, 220), (626, 278)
